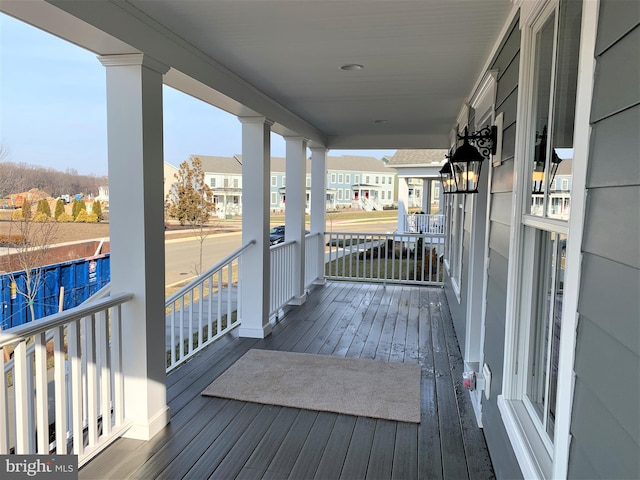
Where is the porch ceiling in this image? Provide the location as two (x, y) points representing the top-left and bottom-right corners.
(2, 0), (514, 149)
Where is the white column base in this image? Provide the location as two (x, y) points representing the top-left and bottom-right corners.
(239, 323), (273, 339)
(313, 278), (328, 286)
(123, 405), (170, 441)
(288, 293), (307, 306)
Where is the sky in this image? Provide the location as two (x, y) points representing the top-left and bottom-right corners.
(0, 14), (396, 177)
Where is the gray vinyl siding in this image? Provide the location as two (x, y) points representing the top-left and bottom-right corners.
(568, 0), (640, 478)
(483, 18), (523, 480)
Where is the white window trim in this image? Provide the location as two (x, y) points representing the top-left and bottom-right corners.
(500, 1), (597, 479)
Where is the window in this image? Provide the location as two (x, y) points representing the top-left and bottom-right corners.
(337, 189), (343, 200)
(306, 176), (311, 188)
(233, 178), (239, 188)
(448, 194), (464, 296)
(382, 176), (386, 184)
(331, 173), (336, 184)
(355, 175), (360, 183)
(344, 188), (350, 199)
(365, 175), (370, 183)
(375, 176), (379, 184)
(282, 176), (286, 187)
(271, 192), (277, 204)
(523, 228), (566, 439)
(434, 184), (440, 199)
(561, 178), (568, 191)
(345, 174), (351, 184)
(338, 174), (343, 184)
(271, 176), (277, 186)
(210, 178), (216, 188)
(502, 1), (583, 477)
(381, 191), (385, 200)
(388, 176), (393, 184)
(387, 190), (391, 200)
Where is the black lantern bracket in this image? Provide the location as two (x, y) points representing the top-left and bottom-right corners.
(457, 125), (498, 160)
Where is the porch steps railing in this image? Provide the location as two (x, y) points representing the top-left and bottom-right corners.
(325, 231), (445, 286)
(404, 213), (445, 234)
(0, 292), (134, 464)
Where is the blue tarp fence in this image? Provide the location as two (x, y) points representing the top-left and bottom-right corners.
(0, 254), (110, 329)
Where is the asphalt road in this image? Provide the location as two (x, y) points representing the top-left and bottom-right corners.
(165, 219), (397, 286)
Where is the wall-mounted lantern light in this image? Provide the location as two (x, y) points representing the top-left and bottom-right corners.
(439, 150), (456, 194)
(532, 125), (563, 194)
(449, 125), (497, 194)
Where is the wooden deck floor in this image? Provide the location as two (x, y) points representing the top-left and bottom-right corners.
(80, 282), (494, 480)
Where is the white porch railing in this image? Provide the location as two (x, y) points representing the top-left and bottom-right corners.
(304, 232), (323, 288)
(269, 240), (297, 315)
(165, 241), (255, 372)
(0, 292), (133, 463)
(325, 231), (445, 286)
(404, 213), (445, 234)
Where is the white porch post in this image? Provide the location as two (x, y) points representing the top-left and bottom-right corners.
(310, 146), (327, 284)
(238, 116), (272, 338)
(99, 54), (169, 440)
(397, 176), (409, 233)
(422, 178), (431, 214)
(284, 136), (308, 305)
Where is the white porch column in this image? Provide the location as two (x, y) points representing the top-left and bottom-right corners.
(284, 136), (308, 305)
(422, 178), (431, 214)
(99, 54), (169, 440)
(310, 146), (327, 284)
(238, 116), (272, 338)
(397, 176), (409, 233)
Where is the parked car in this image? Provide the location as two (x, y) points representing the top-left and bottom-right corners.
(269, 225), (310, 246)
(269, 225), (286, 245)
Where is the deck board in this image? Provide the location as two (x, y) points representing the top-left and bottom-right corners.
(79, 282), (494, 480)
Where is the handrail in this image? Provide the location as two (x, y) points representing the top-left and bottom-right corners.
(269, 238), (296, 250)
(165, 240), (256, 305)
(0, 292), (134, 347)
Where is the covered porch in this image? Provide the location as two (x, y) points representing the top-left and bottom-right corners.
(80, 282), (493, 480)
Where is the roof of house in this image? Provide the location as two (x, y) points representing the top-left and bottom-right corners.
(387, 149), (448, 166)
(189, 154), (392, 175)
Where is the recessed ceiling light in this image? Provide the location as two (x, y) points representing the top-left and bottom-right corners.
(340, 63), (364, 71)
(374, 119), (388, 124)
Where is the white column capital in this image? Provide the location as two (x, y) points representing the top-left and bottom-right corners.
(98, 53), (169, 74)
(238, 115), (274, 127)
(283, 135), (309, 144)
(309, 145), (328, 154)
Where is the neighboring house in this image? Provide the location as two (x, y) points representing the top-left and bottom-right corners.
(386, 149), (448, 211)
(386, 149), (448, 231)
(162, 161), (179, 204)
(96, 185), (109, 204)
(167, 154), (395, 214)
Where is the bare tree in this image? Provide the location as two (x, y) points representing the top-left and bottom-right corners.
(0, 142), (17, 198)
(0, 142), (9, 162)
(166, 157), (216, 275)
(6, 215), (59, 322)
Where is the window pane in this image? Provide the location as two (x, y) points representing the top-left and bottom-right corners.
(547, 0), (582, 220)
(527, 229), (566, 438)
(529, 14), (556, 215)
